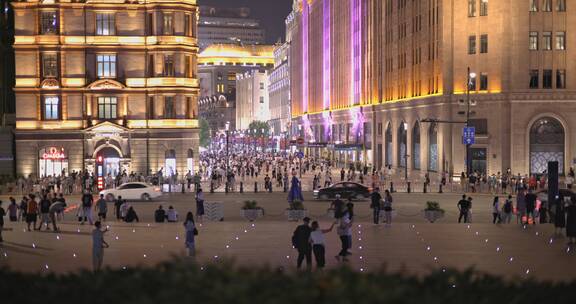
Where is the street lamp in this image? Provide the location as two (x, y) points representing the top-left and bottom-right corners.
(465, 67), (476, 176)
(225, 121), (230, 193)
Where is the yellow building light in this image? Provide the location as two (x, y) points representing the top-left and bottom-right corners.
(128, 119), (199, 129)
(62, 78), (85, 87)
(15, 78), (38, 87)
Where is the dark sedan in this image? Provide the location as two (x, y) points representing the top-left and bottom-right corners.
(313, 182), (371, 200)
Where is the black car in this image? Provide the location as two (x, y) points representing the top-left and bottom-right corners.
(313, 182), (371, 200)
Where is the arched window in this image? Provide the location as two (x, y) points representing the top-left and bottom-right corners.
(165, 149), (176, 177)
(187, 149), (195, 173)
(398, 122), (407, 168)
(428, 123), (438, 172)
(530, 117), (565, 174)
(412, 121), (421, 170)
(385, 123), (392, 166)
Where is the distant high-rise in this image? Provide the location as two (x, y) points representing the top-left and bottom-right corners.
(198, 6), (265, 51)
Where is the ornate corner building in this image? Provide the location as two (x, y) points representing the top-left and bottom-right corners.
(291, 0), (574, 176)
(12, 0), (200, 178)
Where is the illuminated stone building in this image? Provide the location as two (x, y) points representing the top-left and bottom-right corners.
(12, 0), (200, 178)
(198, 6), (265, 51)
(198, 44), (273, 133)
(236, 69), (269, 130)
(291, 0), (576, 176)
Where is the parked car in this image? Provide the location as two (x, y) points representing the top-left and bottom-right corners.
(100, 182), (162, 201)
(313, 182), (371, 200)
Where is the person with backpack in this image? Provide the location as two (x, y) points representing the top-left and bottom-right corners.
(81, 190), (94, 225)
(501, 195), (513, 224)
(492, 196), (501, 224)
(292, 217), (312, 270)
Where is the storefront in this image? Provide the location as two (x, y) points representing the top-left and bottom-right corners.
(39, 147), (68, 177)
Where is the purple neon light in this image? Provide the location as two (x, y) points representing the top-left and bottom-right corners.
(302, 1), (309, 114)
(323, 0), (330, 111)
(351, 0), (361, 105)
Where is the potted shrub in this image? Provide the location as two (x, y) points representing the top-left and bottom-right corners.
(286, 200), (307, 221)
(240, 200), (264, 221)
(423, 201), (445, 223)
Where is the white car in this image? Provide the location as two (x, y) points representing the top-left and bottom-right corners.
(100, 182), (162, 201)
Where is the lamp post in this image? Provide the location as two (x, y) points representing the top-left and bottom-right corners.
(298, 124), (303, 178)
(225, 121), (230, 193)
(465, 67), (476, 177)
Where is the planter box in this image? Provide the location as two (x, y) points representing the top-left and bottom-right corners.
(285, 209), (308, 221)
(423, 210), (444, 223)
(241, 209), (264, 221)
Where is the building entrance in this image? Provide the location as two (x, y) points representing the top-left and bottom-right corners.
(96, 147), (121, 177)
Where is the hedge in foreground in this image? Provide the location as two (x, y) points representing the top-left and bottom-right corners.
(0, 260), (575, 304)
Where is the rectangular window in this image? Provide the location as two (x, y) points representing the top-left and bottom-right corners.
(468, 35), (476, 54)
(259, 82), (264, 90)
(148, 54), (155, 77)
(468, 0), (476, 17)
(543, 32), (552, 50)
(529, 70), (539, 88)
(543, 0), (552, 11)
(184, 55), (192, 78)
(163, 55), (174, 76)
(184, 14), (192, 37)
(164, 96), (175, 119)
(98, 97), (118, 119)
(96, 13), (115, 36)
(162, 13), (174, 35)
(40, 11), (58, 34)
(480, 34), (488, 53)
(529, 32), (538, 50)
(480, 73), (488, 90)
(556, 32), (566, 50)
(42, 53), (58, 78)
(147, 12), (154, 35)
(556, 70), (566, 89)
(43, 96), (59, 120)
(469, 119), (488, 135)
(543, 69), (553, 89)
(480, 0), (488, 16)
(259, 96), (264, 103)
(557, 0), (566, 11)
(530, 0), (538, 11)
(469, 75), (477, 91)
(97, 54), (116, 78)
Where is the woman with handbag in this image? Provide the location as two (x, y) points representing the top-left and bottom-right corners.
(184, 212), (198, 257)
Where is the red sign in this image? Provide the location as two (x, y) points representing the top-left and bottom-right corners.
(42, 147), (66, 160)
(297, 138), (305, 145)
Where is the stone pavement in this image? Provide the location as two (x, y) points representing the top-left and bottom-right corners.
(0, 192), (574, 282)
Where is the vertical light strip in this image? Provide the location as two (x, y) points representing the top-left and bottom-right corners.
(302, 1), (309, 114)
(322, 0), (330, 111)
(351, 0), (362, 106)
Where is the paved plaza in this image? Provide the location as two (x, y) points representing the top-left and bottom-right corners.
(0, 191), (575, 282)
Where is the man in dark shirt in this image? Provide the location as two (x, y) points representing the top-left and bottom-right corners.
(38, 196), (52, 231)
(457, 195), (471, 223)
(331, 195), (345, 219)
(525, 189), (538, 225)
(370, 188), (382, 224)
(154, 205), (166, 223)
(292, 217), (312, 270)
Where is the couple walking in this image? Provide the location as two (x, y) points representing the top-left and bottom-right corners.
(370, 188), (393, 225)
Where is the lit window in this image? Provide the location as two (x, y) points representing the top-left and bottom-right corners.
(44, 96), (59, 120)
(468, 0), (476, 17)
(480, 0), (488, 16)
(185, 14), (192, 37)
(162, 13), (174, 35)
(556, 32), (566, 50)
(529, 32), (538, 50)
(42, 53), (58, 78)
(530, 0), (538, 11)
(164, 96), (176, 119)
(543, 0), (552, 11)
(542, 32), (552, 50)
(469, 75), (477, 91)
(480, 73), (488, 90)
(480, 34), (488, 53)
(529, 70), (539, 88)
(468, 35), (476, 54)
(259, 96), (264, 104)
(97, 54), (116, 78)
(40, 11), (58, 34)
(98, 97), (117, 119)
(96, 13), (115, 36)
(557, 0), (566, 11)
(543, 70), (553, 89)
(556, 70), (566, 89)
(163, 55), (174, 76)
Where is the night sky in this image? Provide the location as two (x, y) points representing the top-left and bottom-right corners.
(199, 0), (293, 44)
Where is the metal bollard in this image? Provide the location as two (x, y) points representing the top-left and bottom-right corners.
(439, 183), (443, 194)
(423, 182), (427, 193)
(254, 182), (258, 193)
(240, 182), (244, 193)
(269, 183), (272, 193)
(225, 181), (229, 194)
(390, 182), (395, 193)
(181, 182), (185, 193)
(407, 182), (411, 193)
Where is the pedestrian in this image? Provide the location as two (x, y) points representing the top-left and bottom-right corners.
(7, 197), (18, 222)
(124, 206), (139, 223)
(0, 201), (5, 242)
(370, 187), (382, 224)
(292, 217), (312, 270)
(525, 189), (537, 225)
(309, 221), (335, 270)
(554, 195), (566, 236)
(26, 195), (38, 231)
(92, 221), (109, 272)
(516, 189), (527, 224)
(566, 198), (576, 245)
(18, 196), (28, 222)
(155, 205), (166, 223)
(501, 195), (513, 224)
(457, 195), (470, 223)
(383, 190), (393, 225)
(330, 194), (344, 219)
(195, 188), (205, 222)
(167, 205), (178, 222)
(95, 194), (107, 221)
(335, 209), (352, 262)
(37, 195), (51, 231)
(492, 196), (501, 224)
(81, 190), (94, 225)
(49, 200), (66, 231)
(120, 200), (129, 220)
(184, 212), (197, 257)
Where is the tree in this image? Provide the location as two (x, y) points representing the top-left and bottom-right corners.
(199, 118), (210, 147)
(247, 120), (270, 137)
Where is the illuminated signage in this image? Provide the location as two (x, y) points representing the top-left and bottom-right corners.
(41, 147), (66, 160)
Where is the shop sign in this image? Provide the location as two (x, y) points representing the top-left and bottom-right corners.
(334, 144), (364, 151)
(307, 142), (328, 148)
(42, 147), (66, 160)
